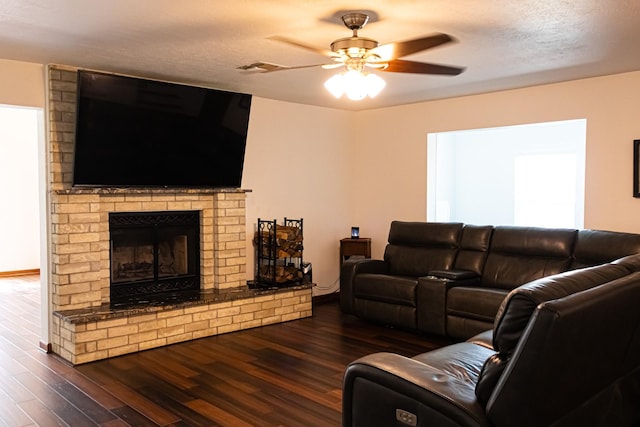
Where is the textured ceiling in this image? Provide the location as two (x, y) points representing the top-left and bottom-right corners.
(1, 0), (640, 111)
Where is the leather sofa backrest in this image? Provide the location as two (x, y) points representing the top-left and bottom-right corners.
(492, 262), (631, 355)
(485, 272), (640, 427)
(572, 229), (640, 269)
(453, 225), (494, 275)
(384, 221), (463, 277)
(474, 261), (632, 406)
(613, 253), (640, 271)
(480, 226), (576, 290)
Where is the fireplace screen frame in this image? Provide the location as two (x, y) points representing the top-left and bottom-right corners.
(109, 210), (200, 306)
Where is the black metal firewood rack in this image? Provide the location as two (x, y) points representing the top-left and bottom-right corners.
(255, 218), (303, 286)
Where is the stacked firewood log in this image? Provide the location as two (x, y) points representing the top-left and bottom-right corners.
(258, 264), (303, 283)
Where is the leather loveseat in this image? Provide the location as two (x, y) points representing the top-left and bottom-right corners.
(342, 254), (640, 426)
(340, 221), (640, 340)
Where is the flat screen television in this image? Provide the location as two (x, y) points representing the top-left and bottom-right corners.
(73, 70), (252, 188)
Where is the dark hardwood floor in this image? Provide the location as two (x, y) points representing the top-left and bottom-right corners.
(0, 275), (451, 426)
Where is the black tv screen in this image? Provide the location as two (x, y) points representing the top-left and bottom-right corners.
(73, 70), (252, 188)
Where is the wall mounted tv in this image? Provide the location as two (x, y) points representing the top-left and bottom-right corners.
(73, 70), (252, 188)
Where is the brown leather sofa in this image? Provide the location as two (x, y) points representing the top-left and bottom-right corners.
(342, 254), (640, 426)
(340, 221), (640, 340)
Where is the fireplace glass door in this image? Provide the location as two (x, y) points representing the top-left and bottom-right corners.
(111, 228), (155, 283)
(157, 227), (191, 278)
(109, 211), (200, 306)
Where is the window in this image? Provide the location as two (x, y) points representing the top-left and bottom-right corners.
(427, 119), (586, 228)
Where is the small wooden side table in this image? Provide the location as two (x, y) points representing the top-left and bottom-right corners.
(340, 238), (372, 265)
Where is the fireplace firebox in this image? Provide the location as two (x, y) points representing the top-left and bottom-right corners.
(109, 211), (200, 306)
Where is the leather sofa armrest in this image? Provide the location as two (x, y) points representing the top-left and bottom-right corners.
(417, 272), (481, 335)
(340, 259), (389, 313)
(343, 352), (490, 427)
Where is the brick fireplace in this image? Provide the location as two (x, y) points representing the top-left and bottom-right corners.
(46, 65), (312, 364)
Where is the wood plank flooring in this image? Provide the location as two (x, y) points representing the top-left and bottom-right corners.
(0, 275), (451, 426)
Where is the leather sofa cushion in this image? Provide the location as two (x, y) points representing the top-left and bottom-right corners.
(481, 226), (576, 290)
(385, 221), (462, 277)
(353, 299), (417, 330)
(572, 229), (640, 269)
(387, 221), (463, 247)
(466, 330), (494, 350)
(353, 274), (417, 306)
(489, 226), (576, 257)
(412, 342), (495, 384)
(613, 253), (640, 272)
(447, 287), (508, 323)
(385, 245), (458, 277)
(481, 254), (572, 290)
(453, 225), (493, 275)
(446, 317), (495, 343)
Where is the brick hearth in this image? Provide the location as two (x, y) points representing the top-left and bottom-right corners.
(46, 65), (312, 364)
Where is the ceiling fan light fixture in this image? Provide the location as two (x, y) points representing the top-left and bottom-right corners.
(324, 70), (386, 101)
(364, 72), (386, 97)
(324, 74), (345, 98)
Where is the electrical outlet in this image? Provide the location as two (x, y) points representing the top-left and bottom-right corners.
(396, 409), (417, 426)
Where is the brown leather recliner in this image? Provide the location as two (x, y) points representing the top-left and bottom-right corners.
(342, 256), (640, 427)
(340, 221), (464, 330)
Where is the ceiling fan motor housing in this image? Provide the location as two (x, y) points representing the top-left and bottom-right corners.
(332, 12), (379, 57)
(330, 37), (378, 54)
(341, 12), (370, 30)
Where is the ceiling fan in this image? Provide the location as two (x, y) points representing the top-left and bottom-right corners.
(239, 12), (464, 77)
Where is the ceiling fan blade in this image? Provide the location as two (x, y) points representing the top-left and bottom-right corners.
(268, 63), (327, 72)
(321, 63), (345, 69)
(267, 35), (334, 57)
(381, 59), (464, 75)
(237, 62), (326, 73)
(372, 33), (455, 61)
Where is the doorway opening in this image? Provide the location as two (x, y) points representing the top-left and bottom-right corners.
(0, 104), (43, 275)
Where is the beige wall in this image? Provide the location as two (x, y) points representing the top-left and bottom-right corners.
(352, 71), (640, 259)
(243, 98), (356, 294)
(4, 58), (640, 294)
(0, 59), (45, 108)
